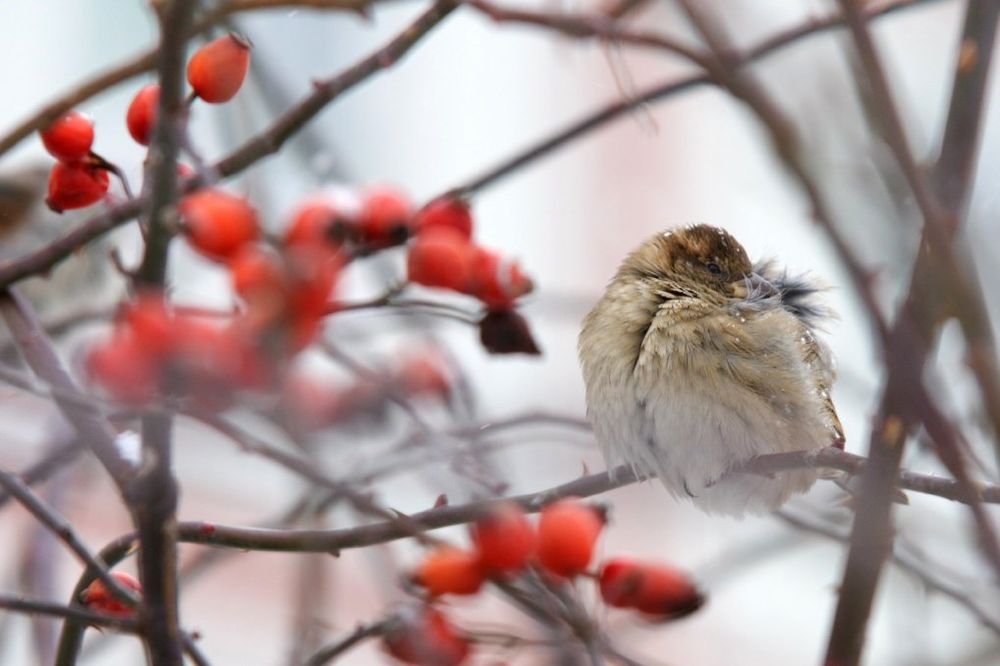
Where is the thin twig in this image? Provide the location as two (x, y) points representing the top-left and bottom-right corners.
(301, 621), (386, 666)
(0, 594), (141, 632)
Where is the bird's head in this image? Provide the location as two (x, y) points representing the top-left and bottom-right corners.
(617, 224), (758, 302)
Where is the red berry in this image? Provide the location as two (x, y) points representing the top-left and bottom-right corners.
(358, 187), (412, 249)
(414, 197), (473, 240)
(397, 353), (450, 399)
(407, 228), (476, 292)
(40, 111), (94, 162)
(537, 499), (605, 578)
(80, 571), (142, 618)
(86, 335), (159, 404)
(187, 33), (251, 104)
(120, 293), (176, 358)
(46, 161), (109, 212)
(179, 189), (260, 261)
(284, 194), (357, 251)
(230, 247), (287, 307)
(383, 607), (470, 666)
(126, 84), (159, 146)
(468, 247), (533, 308)
(598, 558), (704, 619)
(414, 547), (484, 597)
(471, 502), (536, 575)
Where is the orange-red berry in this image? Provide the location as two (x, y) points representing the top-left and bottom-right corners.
(187, 34), (251, 104)
(397, 353), (450, 399)
(46, 161), (109, 212)
(468, 247), (533, 308)
(86, 335), (159, 404)
(40, 111), (94, 162)
(358, 187), (412, 249)
(413, 197), (473, 240)
(284, 194), (357, 251)
(537, 499), (605, 578)
(383, 607), (470, 666)
(81, 571), (142, 618)
(179, 189), (260, 261)
(598, 558), (704, 619)
(120, 293), (176, 359)
(126, 84), (159, 146)
(414, 547), (484, 597)
(407, 228), (476, 293)
(471, 502), (536, 575)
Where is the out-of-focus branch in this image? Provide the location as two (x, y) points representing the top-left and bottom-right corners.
(0, 0), (938, 293)
(462, 0), (709, 65)
(301, 621), (386, 666)
(0, 0), (374, 159)
(0, 595), (140, 632)
(215, 0), (458, 177)
(932, 0), (1000, 217)
(0, 0), (458, 293)
(0, 289), (132, 490)
(123, 2), (198, 664)
(0, 467), (139, 610)
(450, 0), (944, 197)
(776, 509), (1000, 637)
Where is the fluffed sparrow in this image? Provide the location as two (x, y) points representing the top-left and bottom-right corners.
(578, 225), (843, 517)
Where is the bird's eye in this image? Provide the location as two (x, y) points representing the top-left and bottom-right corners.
(706, 262), (722, 275)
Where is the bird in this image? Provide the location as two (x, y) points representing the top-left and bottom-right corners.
(577, 224), (843, 517)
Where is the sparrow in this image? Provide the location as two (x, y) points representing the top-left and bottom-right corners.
(578, 224), (843, 517)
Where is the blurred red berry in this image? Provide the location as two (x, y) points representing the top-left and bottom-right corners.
(179, 189), (260, 261)
(86, 335), (159, 404)
(471, 502), (536, 575)
(284, 194), (357, 251)
(45, 161), (109, 212)
(468, 247), (533, 308)
(598, 558), (704, 619)
(80, 571), (142, 618)
(383, 607), (470, 666)
(187, 33), (252, 103)
(40, 111), (94, 162)
(120, 293), (176, 358)
(413, 197), (473, 240)
(537, 499), (605, 578)
(230, 247), (287, 306)
(398, 353), (451, 399)
(414, 547), (484, 597)
(359, 187), (412, 249)
(126, 84), (159, 146)
(407, 228), (475, 293)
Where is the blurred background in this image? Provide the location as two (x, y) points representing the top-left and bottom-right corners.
(1, 0), (998, 663)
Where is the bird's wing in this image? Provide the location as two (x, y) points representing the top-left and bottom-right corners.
(798, 325), (845, 448)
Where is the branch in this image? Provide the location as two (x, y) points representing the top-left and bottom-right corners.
(301, 621), (386, 666)
(0, 0), (938, 292)
(449, 0), (944, 197)
(931, 0), (1000, 217)
(0, 594), (140, 633)
(776, 510), (1000, 638)
(0, 0), (372, 160)
(462, 0), (709, 66)
(0, 289), (132, 490)
(0, 0), (458, 293)
(0, 467), (139, 611)
(215, 0), (458, 177)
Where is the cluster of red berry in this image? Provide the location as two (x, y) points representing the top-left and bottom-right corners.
(385, 499), (703, 665)
(43, 33), (251, 212)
